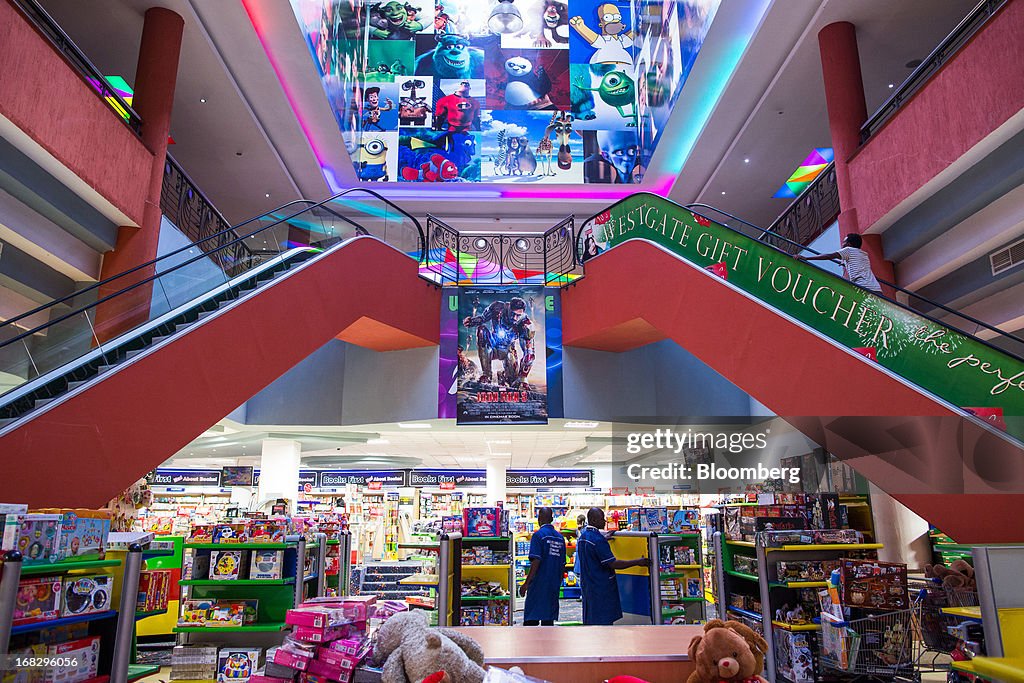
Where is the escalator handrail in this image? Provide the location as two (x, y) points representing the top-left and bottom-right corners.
(575, 193), (1024, 365)
(685, 202), (1024, 353)
(0, 188), (425, 349)
(0, 199), (313, 333)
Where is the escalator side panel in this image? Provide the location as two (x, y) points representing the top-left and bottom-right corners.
(563, 240), (1024, 543)
(0, 239), (440, 508)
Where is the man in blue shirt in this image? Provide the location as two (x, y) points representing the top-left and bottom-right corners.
(578, 507), (650, 625)
(518, 507), (566, 626)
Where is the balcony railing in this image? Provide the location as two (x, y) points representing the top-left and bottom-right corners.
(860, 0), (1009, 143)
(10, 0), (143, 133)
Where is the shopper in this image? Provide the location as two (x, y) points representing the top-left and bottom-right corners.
(794, 233), (883, 293)
(518, 507), (566, 626)
(577, 507), (650, 625)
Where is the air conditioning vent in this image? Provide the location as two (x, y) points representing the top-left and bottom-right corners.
(990, 238), (1024, 276)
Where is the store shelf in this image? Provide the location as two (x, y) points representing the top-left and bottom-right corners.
(662, 597), (703, 603)
(179, 578), (295, 586)
(461, 564), (510, 569)
(12, 610), (118, 635)
(660, 572), (691, 579)
(726, 606), (762, 621)
(772, 620), (821, 632)
(20, 559), (122, 576)
(462, 537), (510, 542)
(725, 569), (759, 582)
(661, 609), (689, 618)
(957, 657), (1024, 683)
(770, 580), (828, 589)
(461, 595), (510, 602)
(767, 543), (884, 552)
(173, 622), (287, 633)
(128, 664), (161, 681)
(675, 564), (701, 569)
(184, 543), (291, 549)
(941, 606), (982, 620)
(725, 540), (755, 548)
(326, 539), (340, 546)
(141, 548), (176, 560)
(398, 543), (440, 550)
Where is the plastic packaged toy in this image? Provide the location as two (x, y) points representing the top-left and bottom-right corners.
(187, 524), (215, 544)
(462, 507), (507, 537)
(39, 509), (110, 560)
(61, 574), (113, 617)
(218, 647), (262, 683)
(211, 550), (245, 580)
(213, 523), (249, 544)
(14, 576), (62, 624)
(250, 550), (284, 580)
(3, 514), (63, 565)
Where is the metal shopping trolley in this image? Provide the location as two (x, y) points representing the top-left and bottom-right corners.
(820, 602), (923, 682)
(915, 580), (985, 682)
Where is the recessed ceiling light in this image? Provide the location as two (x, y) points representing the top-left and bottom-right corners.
(888, 83), (894, 89)
(565, 421), (599, 429)
(200, 98), (206, 103)
(398, 422), (431, 429)
(721, 191), (726, 195)
(743, 158), (750, 164)
(265, 193), (271, 198)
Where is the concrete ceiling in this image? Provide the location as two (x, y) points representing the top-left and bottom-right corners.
(39, 0), (975, 232)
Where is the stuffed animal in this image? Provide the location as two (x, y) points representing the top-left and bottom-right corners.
(686, 620), (769, 683)
(374, 610), (486, 683)
(925, 559), (976, 589)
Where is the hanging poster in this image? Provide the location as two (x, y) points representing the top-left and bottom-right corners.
(457, 286), (548, 424)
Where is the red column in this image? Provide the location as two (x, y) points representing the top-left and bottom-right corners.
(818, 22), (896, 294)
(94, 8), (184, 342)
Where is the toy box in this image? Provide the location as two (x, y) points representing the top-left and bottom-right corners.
(323, 635), (368, 658)
(638, 507), (669, 532)
(211, 550), (246, 580)
(840, 559), (909, 610)
(55, 510), (110, 560)
(213, 523), (249, 544)
(3, 515), (63, 565)
(723, 507), (742, 540)
(301, 596), (377, 623)
(462, 507), (507, 537)
(774, 627), (815, 683)
(670, 508), (701, 532)
(685, 578), (702, 598)
(179, 599), (216, 627)
(209, 601), (257, 627)
(755, 516), (805, 534)
(137, 570), (172, 613)
(42, 635), (100, 683)
(250, 550), (284, 580)
(61, 574), (113, 617)
(267, 646), (311, 674)
(187, 524), (216, 544)
(143, 516), (174, 535)
(248, 522), (289, 544)
(805, 493), (840, 530)
(182, 549), (211, 580)
(250, 676), (292, 683)
(487, 600), (511, 625)
(218, 647), (262, 683)
(14, 576), (62, 624)
(459, 607), (485, 626)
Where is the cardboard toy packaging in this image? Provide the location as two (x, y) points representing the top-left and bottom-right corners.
(3, 515), (63, 565)
(218, 647), (263, 683)
(61, 574), (113, 617)
(250, 550), (284, 580)
(211, 550), (246, 580)
(42, 635), (100, 683)
(14, 577), (62, 624)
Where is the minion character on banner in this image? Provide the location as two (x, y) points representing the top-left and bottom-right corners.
(358, 138), (390, 181)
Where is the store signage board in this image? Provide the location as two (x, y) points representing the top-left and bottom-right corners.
(221, 466), (254, 487)
(506, 470), (593, 488)
(581, 194), (1024, 443)
(149, 469), (222, 487)
(318, 470), (407, 487)
(408, 469), (487, 488)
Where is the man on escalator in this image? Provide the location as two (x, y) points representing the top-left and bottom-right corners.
(795, 233), (883, 293)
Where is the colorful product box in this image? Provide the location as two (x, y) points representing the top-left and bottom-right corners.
(248, 522), (289, 544)
(462, 507), (507, 537)
(211, 550), (246, 580)
(187, 524), (216, 543)
(670, 509), (701, 532)
(54, 510), (110, 560)
(43, 635), (100, 683)
(14, 576), (62, 624)
(61, 574), (113, 617)
(137, 569), (172, 613)
(272, 647), (313, 672)
(322, 636), (367, 659)
(840, 559), (909, 610)
(639, 507), (669, 532)
(213, 523), (249, 544)
(250, 550), (284, 580)
(218, 647), (262, 683)
(3, 515), (63, 565)
(250, 676), (293, 683)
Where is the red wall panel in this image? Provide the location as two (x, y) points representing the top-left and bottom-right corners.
(848, 0), (1024, 230)
(0, 0), (151, 226)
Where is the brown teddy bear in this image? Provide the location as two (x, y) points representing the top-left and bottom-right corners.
(925, 559), (976, 590)
(374, 610), (486, 683)
(686, 620), (769, 683)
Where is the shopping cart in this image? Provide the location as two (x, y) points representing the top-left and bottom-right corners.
(820, 603), (923, 682)
(915, 580), (984, 682)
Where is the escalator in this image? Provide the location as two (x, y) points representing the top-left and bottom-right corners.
(565, 193), (1024, 543)
(0, 189), (439, 508)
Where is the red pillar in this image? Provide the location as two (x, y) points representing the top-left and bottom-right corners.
(818, 22), (896, 295)
(94, 7), (184, 342)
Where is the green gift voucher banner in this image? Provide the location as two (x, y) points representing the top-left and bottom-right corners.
(578, 193), (1024, 441)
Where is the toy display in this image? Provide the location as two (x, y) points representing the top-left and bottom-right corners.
(686, 619), (769, 683)
(462, 507), (508, 537)
(44, 635), (100, 683)
(137, 569), (172, 613)
(638, 507), (669, 532)
(54, 510), (110, 560)
(774, 628), (815, 683)
(213, 523), (248, 544)
(250, 550), (284, 580)
(670, 509), (701, 533)
(61, 574), (113, 617)
(218, 647), (262, 683)
(14, 576), (62, 624)
(183, 549), (211, 580)
(210, 550), (246, 580)
(179, 599), (258, 627)
(776, 560), (840, 583)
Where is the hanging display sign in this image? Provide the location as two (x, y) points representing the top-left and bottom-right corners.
(317, 470), (407, 487)
(456, 286), (549, 424)
(149, 469), (222, 487)
(221, 466), (254, 487)
(408, 469), (487, 488)
(506, 469), (593, 488)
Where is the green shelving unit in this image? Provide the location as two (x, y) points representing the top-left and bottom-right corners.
(20, 558), (122, 575)
(173, 622), (287, 633)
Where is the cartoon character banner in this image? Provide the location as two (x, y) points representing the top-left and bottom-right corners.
(288, 0), (719, 184)
(456, 287), (548, 424)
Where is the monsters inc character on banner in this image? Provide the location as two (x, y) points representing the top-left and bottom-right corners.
(458, 288), (547, 424)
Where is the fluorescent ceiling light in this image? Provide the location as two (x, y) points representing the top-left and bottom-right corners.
(397, 422), (431, 429)
(366, 439), (390, 445)
(565, 421), (599, 429)
(488, 440), (512, 445)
